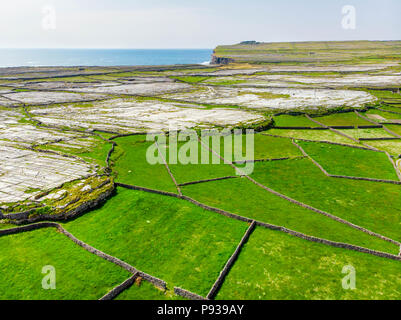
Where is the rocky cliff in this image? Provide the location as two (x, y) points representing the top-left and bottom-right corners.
(211, 54), (235, 65)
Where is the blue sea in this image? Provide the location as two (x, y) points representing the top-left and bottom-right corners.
(0, 49), (213, 67)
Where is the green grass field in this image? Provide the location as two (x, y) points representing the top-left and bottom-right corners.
(116, 281), (185, 300)
(297, 140), (398, 180)
(181, 177), (398, 254)
(2, 41), (401, 301)
(0, 228), (130, 300)
(366, 140), (401, 156)
(273, 114), (321, 127)
(384, 124), (401, 136)
(265, 129), (358, 145)
(312, 112), (372, 127)
(249, 158), (401, 243)
(366, 109), (401, 121)
(63, 187), (249, 296)
(339, 128), (396, 140)
(111, 135), (178, 192)
(216, 227), (401, 300)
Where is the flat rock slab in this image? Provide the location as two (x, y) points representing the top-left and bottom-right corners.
(185, 69), (266, 77)
(0, 141), (95, 204)
(68, 82), (192, 96)
(2, 91), (109, 105)
(265, 64), (397, 73)
(0, 96), (18, 107)
(30, 98), (264, 132)
(163, 86), (376, 110)
(12, 81), (122, 90)
(250, 74), (401, 88)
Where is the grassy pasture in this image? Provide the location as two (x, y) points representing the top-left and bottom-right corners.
(216, 227), (401, 300)
(248, 134), (302, 160)
(0, 228), (130, 300)
(380, 105), (401, 114)
(273, 114), (320, 127)
(164, 138), (236, 184)
(368, 90), (401, 100)
(265, 129), (358, 145)
(111, 135), (178, 193)
(312, 112), (372, 127)
(207, 133), (302, 160)
(249, 158), (401, 243)
(339, 128), (396, 140)
(116, 281), (184, 300)
(384, 124), (401, 136)
(63, 187), (249, 296)
(181, 176), (397, 254)
(297, 140), (398, 180)
(366, 109), (401, 121)
(367, 140), (401, 156)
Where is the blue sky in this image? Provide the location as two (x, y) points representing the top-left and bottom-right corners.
(1, 0), (400, 48)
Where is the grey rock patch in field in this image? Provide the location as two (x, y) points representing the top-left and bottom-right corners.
(68, 82), (192, 96)
(12, 81), (122, 91)
(2, 91), (109, 105)
(164, 86), (375, 110)
(30, 98), (264, 132)
(0, 96), (19, 107)
(265, 64), (397, 73)
(250, 74), (401, 88)
(0, 142), (95, 204)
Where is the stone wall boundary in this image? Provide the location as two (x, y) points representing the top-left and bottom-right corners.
(255, 221), (401, 261)
(115, 182), (181, 198)
(136, 271), (167, 290)
(261, 133), (378, 152)
(29, 145), (91, 165)
(206, 221), (256, 300)
(305, 114), (362, 145)
(355, 110), (401, 139)
(114, 187), (401, 260)
(180, 195), (254, 224)
(291, 140), (401, 185)
(232, 156), (306, 164)
(359, 137), (400, 141)
(329, 174), (401, 185)
(155, 140), (182, 196)
(23, 105), (119, 175)
(56, 225), (138, 274)
(385, 151), (401, 182)
(357, 125), (383, 129)
(377, 108), (401, 115)
(110, 132), (164, 140)
(198, 135), (401, 247)
(0, 221), (172, 298)
(0, 222), (58, 237)
(3, 182), (115, 225)
(273, 126), (329, 130)
(174, 287), (207, 300)
(292, 140), (330, 176)
(59, 224), (168, 290)
(178, 176), (239, 187)
(99, 274), (139, 300)
(246, 175), (400, 246)
(355, 111), (401, 180)
(105, 142), (116, 169)
(8, 182), (394, 300)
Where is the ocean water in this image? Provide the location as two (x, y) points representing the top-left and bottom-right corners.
(0, 49), (213, 67)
